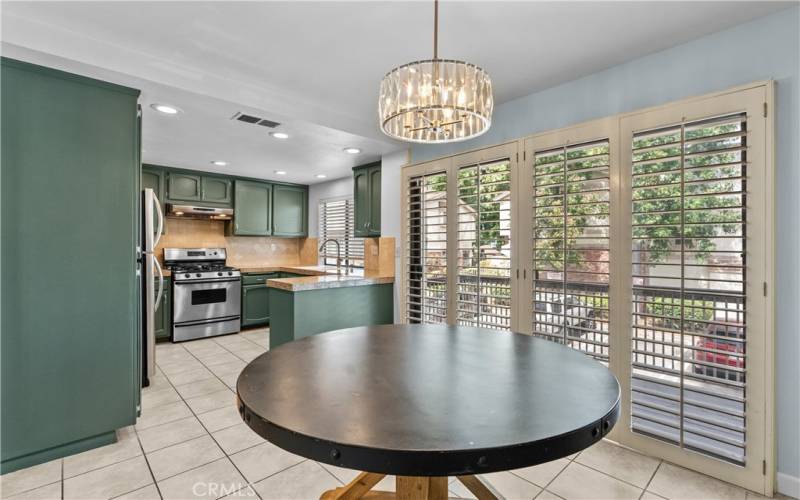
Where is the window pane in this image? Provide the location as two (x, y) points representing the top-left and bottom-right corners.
(457, 160), (512, 330)
(630, 113), (747, 466)
(319, 197), (364, 268)
(532, 140), (611, 362)
(407, 172), (448, 324)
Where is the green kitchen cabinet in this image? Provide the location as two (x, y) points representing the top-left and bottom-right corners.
(1, 58), (140, 473)
(154, 277), (171, 341)
(241, 273), (279, 327)
(233, 180), (272, 236)
(141, 165), (166, 234)
(201, 176), (232, 205)
(168, 172), (233, 207)
(269, 283), (394, 348)
(353, 162), (381, 237)
(167, 172), (202, 202)
(272, 184), (308, 237)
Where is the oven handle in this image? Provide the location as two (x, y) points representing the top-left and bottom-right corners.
(174, 278), (241, 285)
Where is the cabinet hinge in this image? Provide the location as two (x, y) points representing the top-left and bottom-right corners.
(763, 102), (768, 118)
(516, 152), (519, 162)
(523, 151), (527, 162)
(762, 460), (766, 475)
(763, 282), (768, 296)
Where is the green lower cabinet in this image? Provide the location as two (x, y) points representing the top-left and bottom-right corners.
(241, 273), (279, 328)
(269, 284), (394, 349)
(154, 278), (171, 341)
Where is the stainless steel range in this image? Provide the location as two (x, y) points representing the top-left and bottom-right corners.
(164, 248), (241, 342)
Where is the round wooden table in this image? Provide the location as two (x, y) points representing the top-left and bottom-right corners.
(236, 324), (620, 500)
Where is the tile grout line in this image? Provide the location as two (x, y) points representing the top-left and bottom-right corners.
(124, 427), (164, 500)
(638, 460), (663, 500)
(161, 338), (265, 500)
(316, 462), (348, 488)
(569, 457), (650, 492)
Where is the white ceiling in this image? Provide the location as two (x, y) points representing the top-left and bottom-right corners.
(2, 1), (791, 183)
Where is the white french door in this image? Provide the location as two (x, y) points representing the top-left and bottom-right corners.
(615, 86), (771, 493)
(401, 84), (774, 494)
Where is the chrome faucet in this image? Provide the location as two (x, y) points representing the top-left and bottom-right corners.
(319, 239), (344, 276)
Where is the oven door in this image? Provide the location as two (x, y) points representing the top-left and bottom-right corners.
(173, 278), (241, 324)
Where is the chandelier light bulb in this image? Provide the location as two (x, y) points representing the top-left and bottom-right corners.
(378, 0), (493, 143)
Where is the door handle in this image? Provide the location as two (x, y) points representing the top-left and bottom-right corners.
(153, 192), (164, 244)
(153, 257), (164, 311)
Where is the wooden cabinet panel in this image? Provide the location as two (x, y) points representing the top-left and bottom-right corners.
(353, 162), (381, 237)
(272, 185), (307, 237)
(167, 172), (202, 202)
(234, 180), (272, 236)
(1, 58), (140, 471)
(154, 278), (171, 340)
(368, 166), (381, 236)
(242, 283), (270, 327)
(201, 176), (232, 205)
(353, 168), (370, 237)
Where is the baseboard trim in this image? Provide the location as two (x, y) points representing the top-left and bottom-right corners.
(0, 431), (117, 474)
(778, 472), (800, 499)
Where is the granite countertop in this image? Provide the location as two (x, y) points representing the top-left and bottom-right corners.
(233, 264), (331, 276)
(267, 273), (395, 292)
(161, 263), (394, 290)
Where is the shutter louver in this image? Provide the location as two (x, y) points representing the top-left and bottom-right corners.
(319, 198), (364, 267)
(457, 160), (512, 330)
(532, 140), (611, 361)
(630, 113), (748, 466)
(406, 172), (448, 324)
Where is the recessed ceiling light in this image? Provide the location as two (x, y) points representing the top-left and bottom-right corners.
(315, 174), (327, 179)
(343, 147), (361, 154)
(271, 132), (289, 139)
(274, 170), (287, 175)
(150, 103), (181, 115)
(211, 161), (228, 166)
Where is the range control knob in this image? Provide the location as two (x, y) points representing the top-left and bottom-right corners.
(184, 273), (191, 279)
(228, 271), (233, 276)
(217, 272), (223, 277)
(196, 273), (202, 278)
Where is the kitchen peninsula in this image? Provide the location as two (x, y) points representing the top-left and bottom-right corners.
(267, 239), (395, 348)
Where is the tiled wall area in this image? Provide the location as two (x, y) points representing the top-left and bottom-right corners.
(155, 218), (309, 266)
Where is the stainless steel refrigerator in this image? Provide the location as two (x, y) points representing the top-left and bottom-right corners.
(140, 188), (165, 387)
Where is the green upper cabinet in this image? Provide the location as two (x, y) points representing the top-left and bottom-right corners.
(353, 162), (381, 237)
(166, 171), (232, 207)
(234, 180), (272, 236)
(201, 176), (232, 205)
(368, 167), (381, 235)
(272, 184), (308, 237)
(167, 172), (201, 202)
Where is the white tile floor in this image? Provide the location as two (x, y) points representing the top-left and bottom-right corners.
(0, 328), (792, 500)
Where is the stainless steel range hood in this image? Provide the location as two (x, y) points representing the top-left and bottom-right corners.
(167, 204), (233, 220)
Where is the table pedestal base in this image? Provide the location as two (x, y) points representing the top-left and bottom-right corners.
(321, 472), (502, 500)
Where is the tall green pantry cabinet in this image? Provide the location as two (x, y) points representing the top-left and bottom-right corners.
(1, 58), (141, 473)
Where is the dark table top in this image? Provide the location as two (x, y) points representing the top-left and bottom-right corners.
(236, 324), (620, 476)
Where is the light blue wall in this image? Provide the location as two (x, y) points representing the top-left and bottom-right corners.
(413, 7), (800, 483)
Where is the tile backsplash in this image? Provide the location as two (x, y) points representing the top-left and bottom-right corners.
(155, 218), (315, 266)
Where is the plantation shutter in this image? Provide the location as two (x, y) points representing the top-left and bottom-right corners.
(456, 160), (512, 330)
(629, 113), (748, 465)
(532, 140), (611, 361)
(406, 172), (448, 324)
(319, 198), (364, 267)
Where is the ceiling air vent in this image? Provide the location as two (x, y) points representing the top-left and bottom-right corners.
(232, 112), (281, 128)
